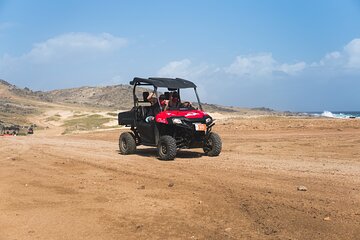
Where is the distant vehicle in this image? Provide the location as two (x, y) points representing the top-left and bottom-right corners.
(118, 77), (222, 160)
(27, 126), (34, 134)
(2, 125), (20, 135)
(0, 123), (34, 136)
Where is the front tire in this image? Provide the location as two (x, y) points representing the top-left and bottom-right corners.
(203, 132), (222, 156)
(158, 135), (177, 160)
(119, 132), (136, 155)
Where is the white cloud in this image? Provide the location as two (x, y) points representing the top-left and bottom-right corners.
(315, 51), (343, 67)
(158, 54), (307, 85)
(225, 53), (306, 77)
(22, 32), (127, 63)
(325, 51), (341, 60)
(158, 38), (360, 83)
(1, 32), (127, 70)
(278, 62), (306, 74)
(225, 53), (275, 77)
(344, 38), (360, 69)
(158, 59), (191, 77)
(0, 32), (128, 89)
(313, 38), (360, 70)
(157, 59), (209, 79)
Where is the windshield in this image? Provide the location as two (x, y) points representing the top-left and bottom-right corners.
(156, 87), (202, 111)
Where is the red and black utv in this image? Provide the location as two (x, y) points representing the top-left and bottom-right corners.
(118, 77), (222, 160)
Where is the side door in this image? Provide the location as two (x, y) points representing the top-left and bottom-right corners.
(136, 106), (157, 145)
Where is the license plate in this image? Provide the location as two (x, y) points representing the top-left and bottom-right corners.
(195, 123), (206, 131)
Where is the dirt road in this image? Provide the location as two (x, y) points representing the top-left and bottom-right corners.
(1, 117), (360, 239)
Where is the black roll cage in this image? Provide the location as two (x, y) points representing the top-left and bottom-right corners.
(131, 78), (203, 111)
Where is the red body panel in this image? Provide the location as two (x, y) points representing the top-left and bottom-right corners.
(155, 110), (209, 124)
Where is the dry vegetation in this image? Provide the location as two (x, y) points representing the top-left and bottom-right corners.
(62, 114), (112, 134)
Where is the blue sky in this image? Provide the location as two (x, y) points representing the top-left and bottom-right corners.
(1, 0), (360, 111)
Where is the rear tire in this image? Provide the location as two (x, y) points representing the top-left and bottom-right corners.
(203, 132), (222, 156)
(158, 135), (177, 160)
(119, 132), (136, 155)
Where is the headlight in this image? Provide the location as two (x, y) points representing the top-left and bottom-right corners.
(172, 118), (182, 124)
(205, 117), (212, 124)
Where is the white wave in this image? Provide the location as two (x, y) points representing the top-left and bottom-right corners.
(321, 111), (337, 118)
(320, 111), (356, 119)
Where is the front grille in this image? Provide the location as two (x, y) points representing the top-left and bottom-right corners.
(182, 118), (206, 124)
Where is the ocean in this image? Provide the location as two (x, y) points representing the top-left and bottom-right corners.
(305, 111), (360, 119)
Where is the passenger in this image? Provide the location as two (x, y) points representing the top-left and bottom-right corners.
(159, 94), (167, 109)
(147, 92), (158, 106)
(163, 91), (180, 110)
(145, 92), (161, 122)
(169, 92), (180, 108)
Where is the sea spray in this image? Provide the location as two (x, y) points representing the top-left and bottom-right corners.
(311, 111), (360, 119)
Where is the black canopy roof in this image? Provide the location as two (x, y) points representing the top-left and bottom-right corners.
(130, 77), (197, 89)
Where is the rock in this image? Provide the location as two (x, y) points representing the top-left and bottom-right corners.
(297, 186), (308, 191)
(264, 227), (277, 235)
(323, 216), (331, 221)
(225, 227), (232, 232)
(137, 185), (145, 190)
(168, 182), (174, 187)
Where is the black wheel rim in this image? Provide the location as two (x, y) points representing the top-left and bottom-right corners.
(161, 143), (167, 154)
(122, 139), (127, 150)
(206, 138), (213, 150)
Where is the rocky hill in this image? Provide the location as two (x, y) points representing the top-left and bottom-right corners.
(0, 80), (40, 124)
(1, 80), (136, 110)
(0, 79), (280, 126)
(45, 85), (137, 109)
(0, 79), (248, 112)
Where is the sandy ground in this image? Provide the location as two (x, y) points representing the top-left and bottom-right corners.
(0, 116), (360, 240)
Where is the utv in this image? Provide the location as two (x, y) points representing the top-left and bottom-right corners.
(118, 77), (222, 160)
(3, 125), (20, 135)
(27, 126), (34, 134)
